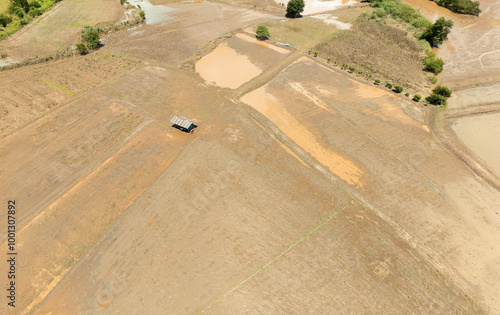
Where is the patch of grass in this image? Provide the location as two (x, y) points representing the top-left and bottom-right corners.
(40, 78), (76, 96)
(260, 17), (342, 51)
(315, 18), (425, 88)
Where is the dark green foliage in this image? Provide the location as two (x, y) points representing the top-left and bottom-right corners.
(394, 85), (403, 93)
(286, 0), (305, 18)
(30, 9), (42, 17)
(385, 82), (392, 89)
(76, 26), (101, 54)
(433, 0), (481, 15)
(426, 93), (448, 105)
(424, 51), (444, 74)
(76, 42), (88, 54)
(256, 25), (270, 40)
(30, 0), (41, 9)
(349, 67), (355, 72)
(433, 85), (452, 97)
(0, 14), (12, 27)
(82, 29), (100, 49)
(413, 94), (421, 102)
(405, 92), (410, 97)
(421, 17), (453, 47)
(374, 79), (381, 85)
(20, 18), (28, 26)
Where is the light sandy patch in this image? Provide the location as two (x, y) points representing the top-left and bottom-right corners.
(195, 42), (262, 89)
(235, 33), (291, 54)
(309, 14), (352, 29)
(288, 81), (334, 112)
(241, 86), (363, 187)
(451, 112), (500, 177)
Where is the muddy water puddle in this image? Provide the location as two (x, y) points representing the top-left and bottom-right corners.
(195, 43), (262, 89)
(452, 112), (500, 177)
(241, 86), (363, 187)
(127, 0), (176, 24)
(274, 0), (356, 15)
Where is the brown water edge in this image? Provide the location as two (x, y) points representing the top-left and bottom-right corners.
(195, 42), (262, 89)
(451, 112), (500, 178)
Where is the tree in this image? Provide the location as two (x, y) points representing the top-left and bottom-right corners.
(286, 0), (305, 18)
(421, 17), (453, 47)
(256, 25), (270, 40)
(413, 94), (421, 102)
(394, 85), (403, 93)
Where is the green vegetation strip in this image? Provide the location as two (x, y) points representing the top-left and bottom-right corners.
(40, 78), (76, 96)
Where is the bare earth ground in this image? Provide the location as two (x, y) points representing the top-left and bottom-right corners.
(102, 1), (279, 66)
(0, 1), (499, 314)
(0, 53), (142, 137)
(0, 0), (125, 60)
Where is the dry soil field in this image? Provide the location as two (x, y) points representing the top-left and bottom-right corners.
(0, 0), (499, 314)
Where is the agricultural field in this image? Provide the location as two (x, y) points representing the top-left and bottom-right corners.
(1, 0), (500, 314)
(0, 0), (125, 59)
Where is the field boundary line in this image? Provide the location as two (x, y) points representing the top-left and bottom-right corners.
(201, 203), (350, 313)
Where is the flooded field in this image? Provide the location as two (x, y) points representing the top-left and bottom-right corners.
(195, 43), (262, 88)
(128, 0), (176, 24)
(451, 112), (500, 177)
(275, 0), (356, 15)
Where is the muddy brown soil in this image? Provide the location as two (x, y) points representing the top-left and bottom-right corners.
(1, 1), (499, 314)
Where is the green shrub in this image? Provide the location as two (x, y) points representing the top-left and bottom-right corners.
(30, 0), (41, 9)
(424, 51), (444, 74)
(0, 14), (12, 27)
(349, 67), (355, 72)
(20, 18), (28, 26)
(405, 92), (410, 97)
(385, 82), (392, 89)
(426, 93), (447, 106)
(431, 76), (438, 84)
(256, 25), (270, 40)
(394, 85), (403, 93)
(433, 85), (452, 97)
(1, 52), (7, 58)
(30, 8), (42, 17)
(413, 94), (421, 102)
(139, 10), (145, 20)
(374, 79), (381, 85)
(314, 51), (319, 57)
(82, 29), (100, 49)
(76, 42), (88, 54)
(120, 0), (127, 4)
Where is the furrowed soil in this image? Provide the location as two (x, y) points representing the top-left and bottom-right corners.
(0, 1), (499, 314)
(0, 53), (142, 137)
